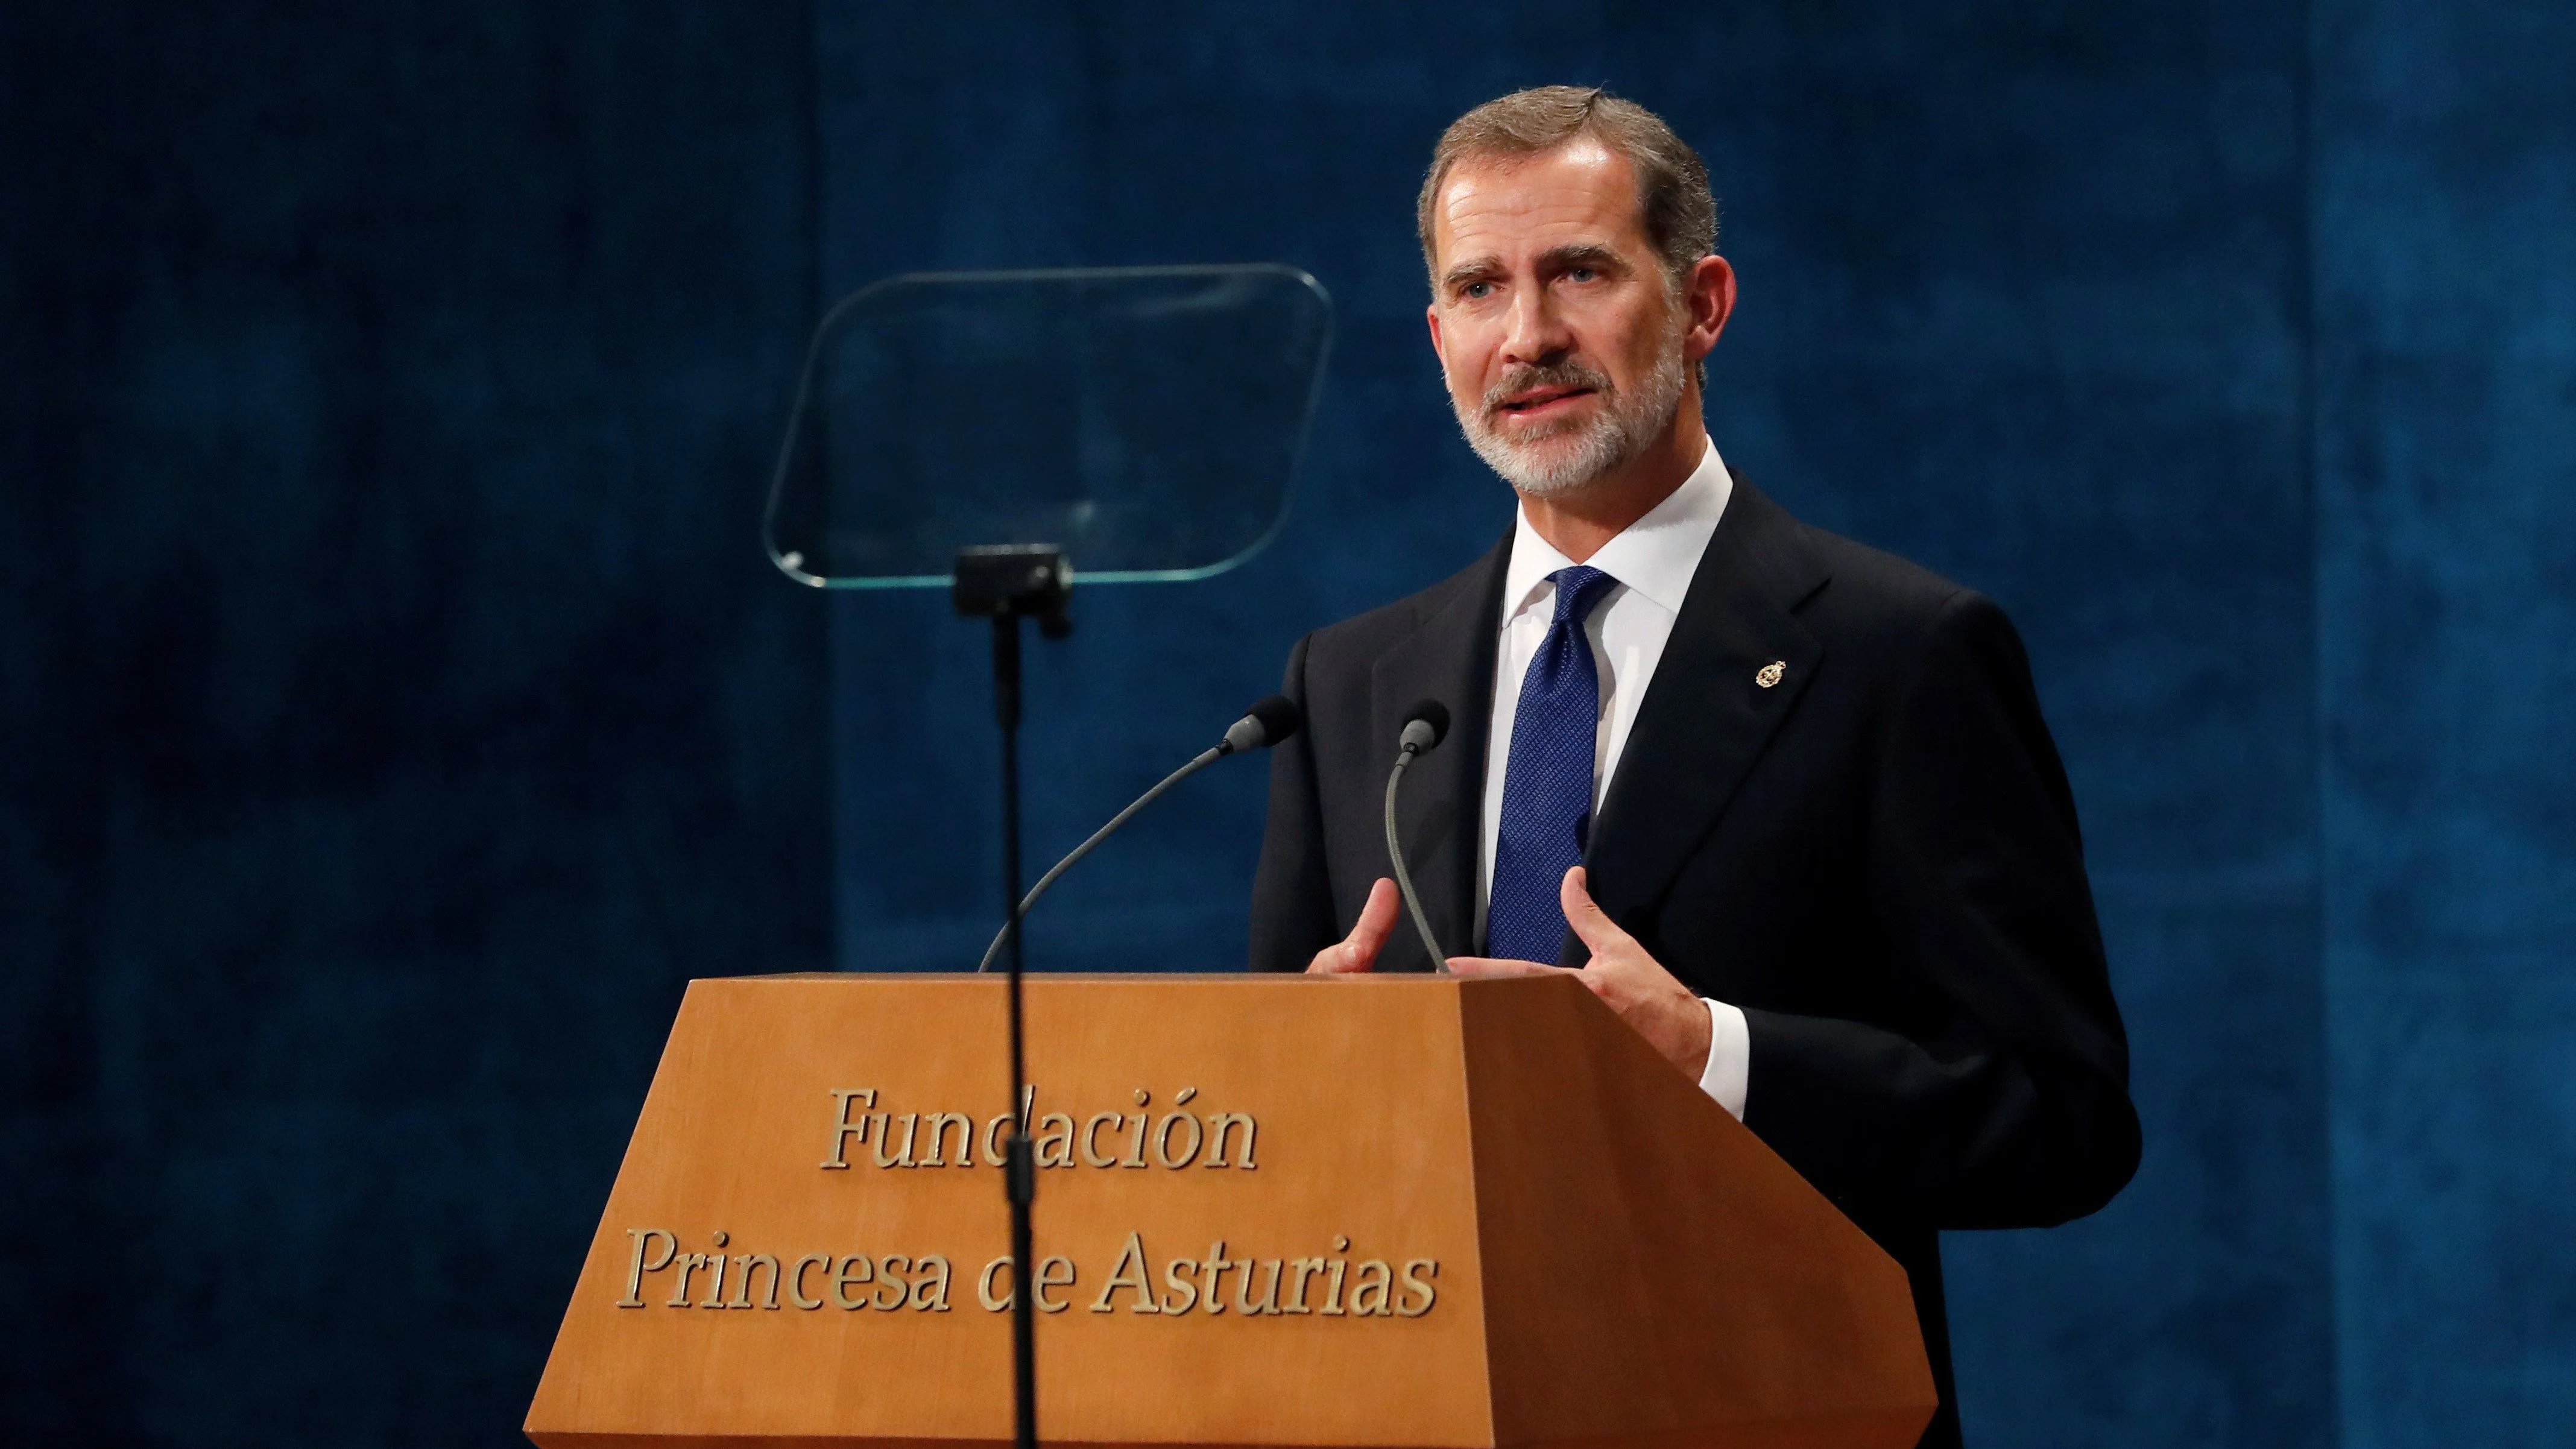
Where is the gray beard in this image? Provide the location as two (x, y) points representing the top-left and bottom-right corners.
(1454, 329), (1690, 500)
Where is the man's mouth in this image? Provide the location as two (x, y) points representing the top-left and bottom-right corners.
(1497, 385), (1596, 417)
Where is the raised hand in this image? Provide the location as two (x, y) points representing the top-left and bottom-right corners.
(1445, 865), (1713, 1079)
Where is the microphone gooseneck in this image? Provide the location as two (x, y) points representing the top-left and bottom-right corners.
(975, 696), (1302, 974)
(1383, 699), (1451, 973)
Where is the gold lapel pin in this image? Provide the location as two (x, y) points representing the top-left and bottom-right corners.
(1755, 660), (1785, 689)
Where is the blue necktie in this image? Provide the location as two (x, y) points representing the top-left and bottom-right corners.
(1488, 564), (1621, 962)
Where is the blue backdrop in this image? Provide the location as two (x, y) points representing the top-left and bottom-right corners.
(4, 4), (2568, 1446)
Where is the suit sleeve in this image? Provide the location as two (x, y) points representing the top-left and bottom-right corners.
(1741, 590), (2141, 1230)
(1248, 632), (1339, 973)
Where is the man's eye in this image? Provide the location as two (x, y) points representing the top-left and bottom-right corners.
(1568, 266), (1598, 282)
(1463, 281), (1492, 299)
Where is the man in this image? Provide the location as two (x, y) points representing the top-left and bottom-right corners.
(1248, 87), (2139, 1449)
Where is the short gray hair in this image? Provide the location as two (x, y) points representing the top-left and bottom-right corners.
(1416, 86), (1718, 291)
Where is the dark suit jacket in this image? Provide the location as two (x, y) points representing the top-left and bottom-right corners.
(1248, 474), (2141, 1449)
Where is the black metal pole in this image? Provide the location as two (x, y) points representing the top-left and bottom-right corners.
(992, 613), (1037, 1449)
(954, 546), (1062, 1449)
(995, 611), (1024, 962)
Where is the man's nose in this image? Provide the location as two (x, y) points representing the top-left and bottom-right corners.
(1500, 283), (1573, 367)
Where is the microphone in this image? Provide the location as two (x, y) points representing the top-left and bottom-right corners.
(1383, 699), (1451, 973)
(976, 695), (1302, 973)
(1223, 694), (1303, 756)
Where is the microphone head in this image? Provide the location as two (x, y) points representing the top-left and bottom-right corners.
(1246, 694), (1301, 747)
(1399, 699), (1450, 754)
(1222, 694), (1304, 754)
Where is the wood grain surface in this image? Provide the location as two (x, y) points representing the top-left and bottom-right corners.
(523, 973), (1931, 1449)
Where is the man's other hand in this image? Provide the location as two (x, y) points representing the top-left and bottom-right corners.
(1305, 877), (1400, 974)
(1447, 866), (1714, 1080)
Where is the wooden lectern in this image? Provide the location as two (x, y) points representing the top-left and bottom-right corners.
(526, 974), (1934, 1449)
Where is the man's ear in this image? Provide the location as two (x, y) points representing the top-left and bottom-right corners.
(1425, 303), (1446, 368)
(1684, 254), (1737, 362)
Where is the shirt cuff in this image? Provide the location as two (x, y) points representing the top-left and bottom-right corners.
(1697, 998), (1749, 1121)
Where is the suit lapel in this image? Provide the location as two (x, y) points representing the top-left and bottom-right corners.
(1573, 476), (1830, 963)
(1368, 532), (1509, 972)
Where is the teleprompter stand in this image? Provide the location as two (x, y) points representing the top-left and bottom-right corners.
(949, 543), (1073, 1449)
(757, 266), (1336, 1449)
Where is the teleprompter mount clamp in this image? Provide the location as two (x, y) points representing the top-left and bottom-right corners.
(953, 545), (1073, 637)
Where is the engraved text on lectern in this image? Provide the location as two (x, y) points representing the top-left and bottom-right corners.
(611, 1084), (1442, 1324)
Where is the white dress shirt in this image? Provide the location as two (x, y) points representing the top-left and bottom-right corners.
(1476, 440), (1752, 1120)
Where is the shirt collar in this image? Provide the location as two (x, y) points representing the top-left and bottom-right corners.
(1500, 440), (1734, 624)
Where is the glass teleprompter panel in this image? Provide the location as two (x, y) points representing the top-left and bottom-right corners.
(765, 265), (1334, 589)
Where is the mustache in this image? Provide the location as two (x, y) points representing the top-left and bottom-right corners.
(1482, 358), (1615, 415)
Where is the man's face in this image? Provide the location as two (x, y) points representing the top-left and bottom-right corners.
(1425, 139), (1691, 497)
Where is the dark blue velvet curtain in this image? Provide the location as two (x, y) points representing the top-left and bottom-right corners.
(4, 4), (2568, 1445)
